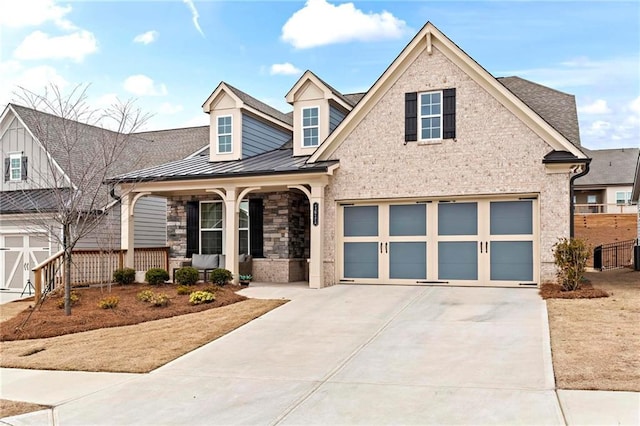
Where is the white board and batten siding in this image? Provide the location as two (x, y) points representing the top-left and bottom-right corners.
(1, 115), (63, 192)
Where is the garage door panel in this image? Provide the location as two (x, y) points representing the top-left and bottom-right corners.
(389, 242), (426, 279)
(438, 241), (478, 281)
(438, 203), (477, 236)
(490, 201), (533, 235)
(490, 241), (533, 281)
(344, 242), (379, 279)
(344, 206), (378, 237)
(389, 204), (426, 236)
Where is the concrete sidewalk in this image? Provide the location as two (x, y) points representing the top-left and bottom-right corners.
(1, 284), (638, 425)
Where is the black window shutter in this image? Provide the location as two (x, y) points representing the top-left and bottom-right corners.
(249, 198), (264, 258)
(3, 158), (9, 181)
(21, 156), (28, 180)
(186, 201), (199, 258)
(443, 88), (456, 139)
(405, 92), (417, 142)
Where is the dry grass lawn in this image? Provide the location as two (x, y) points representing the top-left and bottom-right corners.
(546, 268), (640, 391)
(0, 399), (49, 419)
(0, 298), (286, 373)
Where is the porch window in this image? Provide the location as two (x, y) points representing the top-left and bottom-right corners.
(201, 202), (223, 254)
(239, 200), (249, 254)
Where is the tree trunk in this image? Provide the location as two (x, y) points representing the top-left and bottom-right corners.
(64, 223), (72, 316)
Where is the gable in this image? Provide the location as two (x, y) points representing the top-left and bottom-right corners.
(1, 109), (68, 192)
(310, 22), (587, 164)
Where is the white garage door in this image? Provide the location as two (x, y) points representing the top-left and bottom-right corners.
(338, 197), (538, 287)
(1, 233), (51, 290)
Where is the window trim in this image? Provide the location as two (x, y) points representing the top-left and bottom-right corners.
(239, 200), (250, 255)
(216, 115), (233, 155)
(9, 153), (22, 181)
(615, 191), (632, 205)
(418, 90), (443, 141)
(200, 201), (224, 255)
(301, 106), (320, 148)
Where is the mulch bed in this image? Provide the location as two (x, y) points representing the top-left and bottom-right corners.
(0, 282), (247, 341)
(539, 282), (609, 300)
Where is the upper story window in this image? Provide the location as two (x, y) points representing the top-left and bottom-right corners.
(419, 91), (442, 140)
(302, 107), (319, 147)
(217, 115), (232, 154)
(616, 191), (632, 205)
(4, 153), (26, 182)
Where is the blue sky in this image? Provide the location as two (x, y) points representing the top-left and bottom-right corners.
(0, 0), (638, 149)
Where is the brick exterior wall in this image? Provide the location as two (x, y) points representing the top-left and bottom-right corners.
(321, 45), (572, 286)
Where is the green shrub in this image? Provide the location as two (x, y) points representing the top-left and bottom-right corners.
(210, 268), (233, 286)
(57, 291), (79, 309)
(176, 285), (192, 295)
(553, 238), (589, 291)
(137, 289), (155, 302)
(189, 290), (216, 305)
(145, 268), (169, 285)
(113, 267), (136, 285)
(150, 292), (170, 307)
(175, 266), (199, 285)
(98, 296), (119, 309)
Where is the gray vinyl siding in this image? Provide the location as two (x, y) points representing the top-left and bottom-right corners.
(133, 196), (167, 247)
(242, 113), (290, 159)
(1, 115), (63, 191)
(75, 196), (167, 249)
(329, 105), (347, 134)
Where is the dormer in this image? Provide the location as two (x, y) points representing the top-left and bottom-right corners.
(202, 82), (293, 162)
(285, 71), (353, 157)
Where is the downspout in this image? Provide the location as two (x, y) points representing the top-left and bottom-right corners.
(109, 185), (121, 202)
(569, 160), (591, 238)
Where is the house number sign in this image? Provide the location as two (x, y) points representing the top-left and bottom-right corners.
(313, 202), (319, 226)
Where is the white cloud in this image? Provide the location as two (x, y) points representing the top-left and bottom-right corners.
(183, 0), (205, 37)
(14, 30), (98, 62)
(629, 96), (640, 114)
(133, 30), (159, 45)
(0, 0), (74, 29)
(94, 93), (120, 107)
(123, 74), (168, 97)
(158, 102), (184, 115)
(183, 114), (209, 128)
(578, 99), (611, 115)
(270, 62), (301, 76)
(503, 56), (639, 90)
(0, 61), (69, 106)
(281, 0), (408, 49)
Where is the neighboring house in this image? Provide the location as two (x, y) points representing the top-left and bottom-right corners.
(574, 147), (639, 214)
(632, 152), (640, 270)
(109, 22), (589, 289)
(0, 104), (208, 290)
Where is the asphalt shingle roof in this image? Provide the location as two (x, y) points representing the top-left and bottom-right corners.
(498, 76), (582, 147)
(575, 147), (640, 186)
(224, 83), (293, 126)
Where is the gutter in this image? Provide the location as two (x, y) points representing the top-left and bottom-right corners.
(569, 159), (591, 238)
(109, 185), (121, 202)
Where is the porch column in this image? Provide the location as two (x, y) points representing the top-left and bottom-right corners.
(223, 186), (239, 284)
(120, 192), (135, 268)
(309, 183), (326, 289)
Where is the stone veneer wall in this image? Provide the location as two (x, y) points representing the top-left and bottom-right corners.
(320, 44), (572, 287)
(166, 191), (309, 283)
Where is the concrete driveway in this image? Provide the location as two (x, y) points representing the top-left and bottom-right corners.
(2, 284), (564, 425)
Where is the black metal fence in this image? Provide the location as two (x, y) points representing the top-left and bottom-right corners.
(593, 239), (637, 271)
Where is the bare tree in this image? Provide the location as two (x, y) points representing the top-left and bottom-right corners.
(8, 84), (149, 314)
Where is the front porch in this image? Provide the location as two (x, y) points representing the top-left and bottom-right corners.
(119, 173), (333, 289)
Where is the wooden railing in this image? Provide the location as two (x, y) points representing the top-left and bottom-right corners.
(32, 247), (169, 302)
(575, 203), (637, 214)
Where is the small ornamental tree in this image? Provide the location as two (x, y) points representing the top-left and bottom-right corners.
(553, 238), (589, 291)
